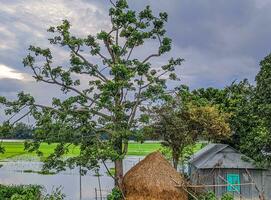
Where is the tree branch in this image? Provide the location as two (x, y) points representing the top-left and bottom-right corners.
(102, 160), (116, 180)
(70, 47), (108, 82)
(126, 45), (134, 61)
(142, 34), (162, 63)
(109, 0), (116, 7)
(142, 53), (161, 64)
(128, 77), (143, 125)
(11, 110), (31, 125)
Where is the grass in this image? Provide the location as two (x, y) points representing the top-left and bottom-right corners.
(126, 142), (162, 156)
(0, 141), (162, 160)
(22, 169), (56, 175)
(0, 141), (205, 161)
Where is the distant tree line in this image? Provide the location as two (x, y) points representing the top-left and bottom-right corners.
(0, 122), (33, 139)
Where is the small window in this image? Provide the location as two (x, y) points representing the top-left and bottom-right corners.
(226, 173), (240, 192)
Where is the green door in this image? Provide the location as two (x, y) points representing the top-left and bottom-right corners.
(226, 173), (240, 192)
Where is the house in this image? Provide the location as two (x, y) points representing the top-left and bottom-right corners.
(188, 143), (271, 200)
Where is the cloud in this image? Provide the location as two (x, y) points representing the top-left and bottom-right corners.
(1, 0), (271, 122)
(0, 64), (25, 80)
(140, 0), (271, 87)
(0, 0), (109, 74)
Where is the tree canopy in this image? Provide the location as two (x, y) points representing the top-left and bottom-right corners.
(0, 0), (183, 186)
(150, 87), (231, 169)
(191, 54), (271, 167)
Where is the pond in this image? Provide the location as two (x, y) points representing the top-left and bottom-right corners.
(0, 156), (144, 200)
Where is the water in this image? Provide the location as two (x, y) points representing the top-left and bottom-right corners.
(0, 156), (144, 200)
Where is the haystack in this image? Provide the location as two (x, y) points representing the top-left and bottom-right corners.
(123, 151), (188, 200)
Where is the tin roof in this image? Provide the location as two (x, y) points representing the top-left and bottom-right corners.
(189, 143), (260, 169)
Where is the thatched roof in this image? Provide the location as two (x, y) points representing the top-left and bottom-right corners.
(123, 151), (188, 200)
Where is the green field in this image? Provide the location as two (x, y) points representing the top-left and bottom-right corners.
(0, 141), (163, 160)
(0, 141), (204, 161)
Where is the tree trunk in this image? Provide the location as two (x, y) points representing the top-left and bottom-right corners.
(115, 159), (124, 187)
(172, 151), (180, 170)
(114, 138), (124, 187)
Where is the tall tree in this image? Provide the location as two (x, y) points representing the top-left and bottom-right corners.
(254, 54), (271, 165)
(193, 77), (271, 166)
(0, 0), (182, 186)
(150, 87), (231, 169)
(192, 80), (255, 148)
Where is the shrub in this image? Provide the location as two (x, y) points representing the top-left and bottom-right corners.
(0, 185), (65, 200)
(107, 188), (122, 200)
(221, 193), (234, 200)
(0, 185), (42, 200)
(43, 187), (65, 200)
(198, 192), (234, 200)
(198, 192), (216, 200)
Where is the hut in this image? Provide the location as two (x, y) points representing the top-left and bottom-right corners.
(123, 151), (188, 200)
(188, 143), (271, 200)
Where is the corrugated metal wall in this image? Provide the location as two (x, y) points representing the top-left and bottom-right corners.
(190, 167), (271, 200)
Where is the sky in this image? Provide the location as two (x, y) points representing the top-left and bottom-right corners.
(0, 0), (271, 121)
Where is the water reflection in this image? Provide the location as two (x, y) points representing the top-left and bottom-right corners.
(0, 156), (144, 200)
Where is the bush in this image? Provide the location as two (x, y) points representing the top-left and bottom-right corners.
(0, 185), (42, 200)
(198, 192), (216, 200)
(198, 192), (234, 200)
(107, 188), (122, 200)
(43, 187), (65, 200)
(0, 185), (65, 200)
(221, 193), (234, 200)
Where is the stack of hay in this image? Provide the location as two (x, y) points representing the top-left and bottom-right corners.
(123, 151), (188, 200)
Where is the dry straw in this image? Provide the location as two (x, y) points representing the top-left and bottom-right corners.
(123, 151), (188, 200)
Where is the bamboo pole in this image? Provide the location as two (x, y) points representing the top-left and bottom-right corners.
(97, 171), (102, 200)
(79, 166), (82, 200)
(245, 169), (265, 200)
(181, 182), (255, 188)
(95, 188), (98, 200)
(218, 175), (241, 194)
(170, 177), (199, 200)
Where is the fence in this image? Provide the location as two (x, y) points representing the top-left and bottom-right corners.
(94, 188), (110, 200)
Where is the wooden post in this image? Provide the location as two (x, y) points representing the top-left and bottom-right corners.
(79, 166), (82, 200)
(245, 169), (265, 200)
(96, 170), (102, 200)
(95, 188), (98, 200)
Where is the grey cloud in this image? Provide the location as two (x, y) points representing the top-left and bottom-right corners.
(0, 78), (23, 93)
(0, 0), (271, 106)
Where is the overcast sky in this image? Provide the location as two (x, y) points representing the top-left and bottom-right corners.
(0, 0), (271, 121)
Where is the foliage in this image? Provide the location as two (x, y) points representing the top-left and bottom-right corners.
(185, 104), (231, 141)
(0, 185), (65, 200)
(192, 79), (255, 147)
(106, 167), (116, 176)
(150, 87), (231, 169)
(0, 0), (182, 185)
(0, 185), (42, 200)
(198, 192), (216, 200)
(0, 122), (13, 153)
(198, 192), (233, 200)
(10, 123), (33, 139)
(192, 54), (271, 167)
(254, 54), (271, 164)
(221, 193), (234, 200)
(43, 188), (65, 200)
(107, 188), (122, 200)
